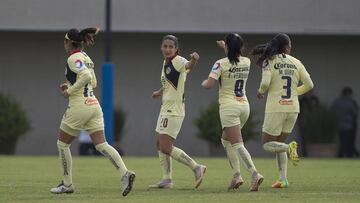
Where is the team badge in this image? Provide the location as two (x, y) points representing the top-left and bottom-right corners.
(75, 59), (85, 70)
(166, 66), (171, 74)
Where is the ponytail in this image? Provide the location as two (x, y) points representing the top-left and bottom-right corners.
(79, 27), (100, 46)
(65, 27), (100, 48)
(251, 33), (290, 66)
(225, 33), (244, 65)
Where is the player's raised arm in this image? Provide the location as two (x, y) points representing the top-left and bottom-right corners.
(202, 41), (226, 89)
(185, 52), (200, 72)
(202, 62), (221, 90)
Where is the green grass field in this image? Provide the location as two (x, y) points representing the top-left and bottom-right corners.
(0, 156), (359, 203)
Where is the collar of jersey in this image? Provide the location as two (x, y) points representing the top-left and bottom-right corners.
(165, 54), (178, 65)
(69, 49), (82, 55)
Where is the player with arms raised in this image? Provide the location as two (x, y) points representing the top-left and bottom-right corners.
(149, 35), (207, 189)
(202, 33), (264, 191)
(252, 33), (314, 188)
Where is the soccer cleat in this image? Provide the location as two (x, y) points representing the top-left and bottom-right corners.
(50, 181), (74, 194)
(272, 179), (289, 188)
(148, 179), (173, 189)
(193, 165), (207, 188)
(250, 172), (264, 192)
(121, 170), (136, 196)
(228, 173), (244, 190)
(288, 141), (300, 166)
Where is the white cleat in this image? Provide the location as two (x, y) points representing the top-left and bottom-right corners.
(250, 172), (264, 192)
(148, 179), (173, 189)
(121, 170), (136, 196)
(193, 165), (207, 188)
(50, 181), (74, 194)
(228, 173), (244, 190)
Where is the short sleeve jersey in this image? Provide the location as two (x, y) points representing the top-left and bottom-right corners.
(209, 57), (251, 105)
(263, 54), (311, 113)
(160, 55), (189, 116)
(66, 51), (96, 105)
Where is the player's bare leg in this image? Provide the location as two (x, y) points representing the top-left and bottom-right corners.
(90, 131), (135, 196)
(50, 130), (76, 194)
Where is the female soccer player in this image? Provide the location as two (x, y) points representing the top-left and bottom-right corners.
(201, 33), (264, 191)
(252, 33), (314, 188)
(50, 28), (135, 196)
(149, 35), (206, 189)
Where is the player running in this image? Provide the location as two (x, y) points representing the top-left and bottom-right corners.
(50, 28), (135, 196)
(201, 33), (264, 191)
(252, 33), (314, 188)
(149, 35), (207, 189)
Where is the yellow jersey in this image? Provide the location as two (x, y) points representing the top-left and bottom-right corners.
(160, 55), (189, 116)
(65, 50), (98, 107)
(259, 54), (313, 113)
(209, 57), (251, 105)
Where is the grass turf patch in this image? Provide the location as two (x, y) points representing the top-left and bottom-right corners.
(0, 156), (359, 203)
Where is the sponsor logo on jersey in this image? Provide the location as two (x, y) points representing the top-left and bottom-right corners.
(279, 99), (293, 105)
(235, 96), (246, 102)
(229, 66), (249, 73)
(75, 60), (85, 70)
(84, 98), (99, 105)
(274, 63), (297, 70)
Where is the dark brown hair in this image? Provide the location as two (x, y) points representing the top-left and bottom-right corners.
(251, 33), (291, 66)
(225, 33), (244, 65)
(65, 27), (100, 49)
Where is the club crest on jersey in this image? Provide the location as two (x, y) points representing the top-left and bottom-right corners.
(166, 66), (172, 75)
(75, 60), (85, 70)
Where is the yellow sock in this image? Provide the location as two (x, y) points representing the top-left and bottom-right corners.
(159, 151), (172, 179)
(170, 147), (197, 170)
(221, 139), (240, 175)
(57, 140), (72, 186)
(95, 142), (128, 176)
